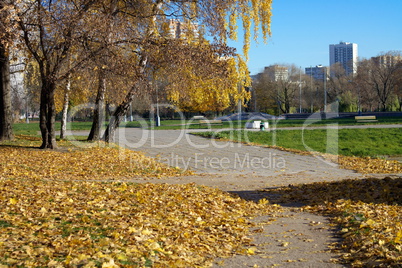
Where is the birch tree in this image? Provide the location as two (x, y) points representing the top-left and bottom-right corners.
(0, 1), (16, 141)
(10, 0), (273, 146)
(102, 0), (273, 142)
(0, 44), (13, 141)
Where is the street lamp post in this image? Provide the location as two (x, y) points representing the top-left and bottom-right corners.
(324, 67), (327, 113)
(156, 86), (160, 127)
(25, 93), (29, 123)
(299, 66), (302, 113)
(310, 66), (313, 113)
(252, 87), (257, 112)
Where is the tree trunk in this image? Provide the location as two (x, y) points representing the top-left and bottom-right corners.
(60, 74), (71, 140)
(103, 49), (149, 143)
(399, 97), (402, 112)
(103, 81), (143, 143)
(88, 1), (118, 141)
(88, 69), (106, 141)
(39, 80), (57, 149)
(103, 92), (134, 143)
(0, 44), (13, 141)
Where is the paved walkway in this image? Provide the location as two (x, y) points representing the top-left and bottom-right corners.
(69, 125), (400, 267)
(114, 128), (363, 184)
(112, 124), (402, 180)
(111, 128), (362, 267)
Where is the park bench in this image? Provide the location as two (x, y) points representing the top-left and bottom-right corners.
(199, 119), (223, 126)
(245, 121), (261, 129)
(192, 115), (206, 120)
(245, 121), (269, 130)
(355, 115), (377, 122)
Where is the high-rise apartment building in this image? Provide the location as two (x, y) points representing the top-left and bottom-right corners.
(371, 54), (402, 67)
(168, 19), (199, 40)
(263, 65), (289, 81)
(329, 42), (358, 76)
(305, 65), (328, 81)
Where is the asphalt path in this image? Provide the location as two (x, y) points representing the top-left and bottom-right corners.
(111, 127), (358, 267)
(113, 127), (363, 179)
(67, 124), (402, 188)
(67, 124), (400, 267)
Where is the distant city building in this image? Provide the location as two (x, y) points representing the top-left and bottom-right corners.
(10, 62), (25, 94)
(329, 42), (358, 76)
(305, 65), (328, 81)
(9, 49), (26, 104)
(263, 65), (289, 81)
(168, 19), (199, 40)
(371, 54), (402, 67)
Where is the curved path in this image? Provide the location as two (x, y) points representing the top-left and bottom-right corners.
(114, 128), (365, 187)
(69, 125), (400, 267)
(112, 127), (373, 267)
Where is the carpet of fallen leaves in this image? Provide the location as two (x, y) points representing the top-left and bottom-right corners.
(264, 177), (402, 267)
(338, 156), (402, 174)
(0, 137), (190, 181)
(0, 138), (280, 267)
(0, 179), (279, 267)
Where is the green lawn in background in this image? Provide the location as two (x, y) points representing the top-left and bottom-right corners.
(11, 118), (402, 158)
(195, 128), (402, 158)
(13, 122), (93, 136)
(13, 116), (401, 134)
(13, 122), (41, 136)
(119, 116), (402, 130)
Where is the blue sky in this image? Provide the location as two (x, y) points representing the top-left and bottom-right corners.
(227, 0), (402, 75)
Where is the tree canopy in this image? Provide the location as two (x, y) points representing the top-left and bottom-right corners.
(4, 0), (273, 147)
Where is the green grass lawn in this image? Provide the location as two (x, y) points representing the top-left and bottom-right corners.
(128, 116), (402, 129)
(278, 116), (402, 127)
(12, 118), (402, 158)
(13, 122), (41, 136)
(13, 121), (93, 136)
(195, 128), (402, 158)
(13, 116), (401, 135)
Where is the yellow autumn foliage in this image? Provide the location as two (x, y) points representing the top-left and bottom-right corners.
(0, 137), (281, 267)
(167, 56), (250, 113)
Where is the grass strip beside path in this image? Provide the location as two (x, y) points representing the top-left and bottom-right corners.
(13, 116), (402, 134)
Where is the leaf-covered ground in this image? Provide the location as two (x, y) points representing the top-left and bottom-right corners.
(0, 179), (278, 267)
(263, 177), (402, 267)
(1, 136), (402, 267)
(338, 156), (402, 174)
(0, 138), (280, 267)
(0, 136), (190, 181)
(281, 148), (402, 174)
